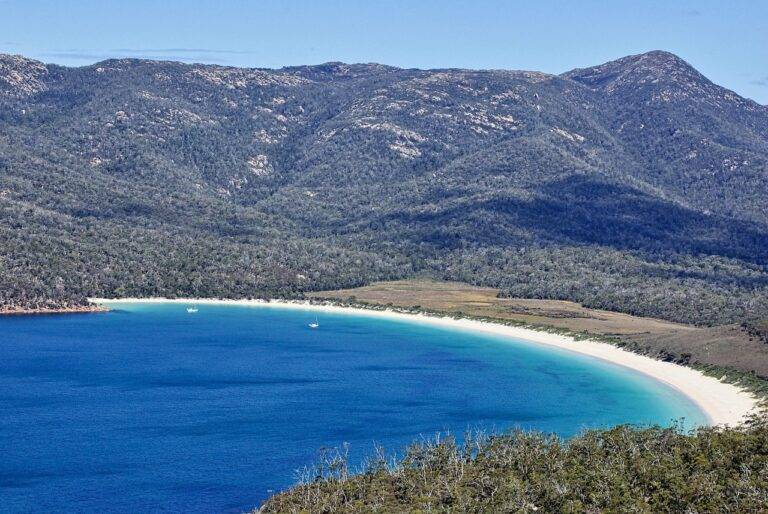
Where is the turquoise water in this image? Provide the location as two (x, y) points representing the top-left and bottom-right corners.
(0, 303), (706, 512)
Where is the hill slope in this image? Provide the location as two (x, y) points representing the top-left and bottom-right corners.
(260, 421), (768, 513)
(0, 51), (766, 329)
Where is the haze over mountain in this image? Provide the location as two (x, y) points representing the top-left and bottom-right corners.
(1, 50), (766, 329)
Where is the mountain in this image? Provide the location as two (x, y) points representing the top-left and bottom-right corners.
(0, 51), (766, 328)
(564, 50), (768, 223)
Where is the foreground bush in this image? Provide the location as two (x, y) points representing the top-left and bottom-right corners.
(259, 418), (768, 513)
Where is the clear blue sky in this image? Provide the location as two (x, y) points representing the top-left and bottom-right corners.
(1, 0), (766, 103)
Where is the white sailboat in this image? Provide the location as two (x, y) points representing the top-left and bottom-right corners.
(186, 306), (198, 313)
(308, 315), (319, 329)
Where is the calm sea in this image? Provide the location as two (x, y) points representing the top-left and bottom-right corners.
(0, 303), (706, 512)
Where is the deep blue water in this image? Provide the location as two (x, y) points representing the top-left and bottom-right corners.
(0, 303), (706, 513)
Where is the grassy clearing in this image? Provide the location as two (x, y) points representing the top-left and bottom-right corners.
(310, 279), (768, 384)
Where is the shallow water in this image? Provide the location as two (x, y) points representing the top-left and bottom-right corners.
(0, 303), (706, 512)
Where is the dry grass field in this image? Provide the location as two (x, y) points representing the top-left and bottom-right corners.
(310, 280), (768, 377)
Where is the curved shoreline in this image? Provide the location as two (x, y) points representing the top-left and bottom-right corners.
(90, 297), (760, 427)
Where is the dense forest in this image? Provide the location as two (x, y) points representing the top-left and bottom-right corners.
(0, 50), (767, 333)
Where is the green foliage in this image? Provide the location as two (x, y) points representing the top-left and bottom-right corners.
(261, 419), (768, 513)
(744, 319), (768, 344)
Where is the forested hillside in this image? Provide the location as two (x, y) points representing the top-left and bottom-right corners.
(1, 50), (766, 329)
(261, 421), (768, 513)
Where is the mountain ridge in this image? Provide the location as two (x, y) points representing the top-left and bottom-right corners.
(0, 50), (766, 331)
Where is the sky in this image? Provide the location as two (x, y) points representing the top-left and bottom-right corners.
(1, 0), (766, 104)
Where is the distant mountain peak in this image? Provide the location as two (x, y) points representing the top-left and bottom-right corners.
(0, 53), (44, 66)
(612, 50), (701, 76)
(562, 50), (707, 95)
(635, 49), (687, 63)
(279, 61), (400, 81)
(562, 50), (767, 116)
(0, 53), (49, 98)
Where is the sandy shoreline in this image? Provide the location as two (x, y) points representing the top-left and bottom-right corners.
(90, 297), (760, 427)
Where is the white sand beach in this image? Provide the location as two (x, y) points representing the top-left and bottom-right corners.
(91, 297), (761, 427)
